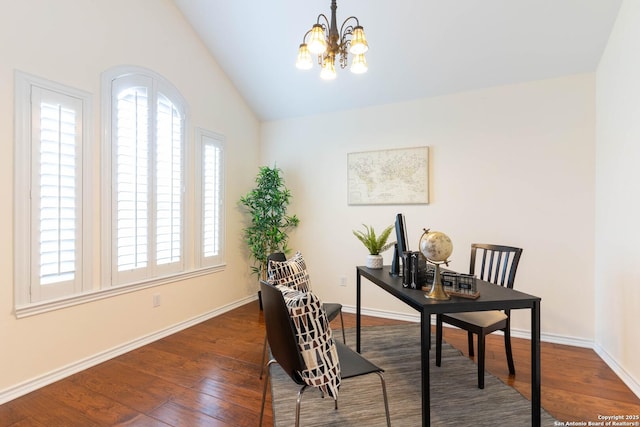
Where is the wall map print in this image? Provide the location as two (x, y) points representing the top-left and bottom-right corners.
(347, 146), (429, 205)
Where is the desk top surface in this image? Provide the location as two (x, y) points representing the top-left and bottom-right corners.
(357, 265), (540, 314)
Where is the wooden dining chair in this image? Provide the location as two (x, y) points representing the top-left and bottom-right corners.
(435, 243), (523, 389)
(258, 280), (391, 427)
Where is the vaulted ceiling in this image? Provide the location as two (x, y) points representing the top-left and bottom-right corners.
(173, 0), (622, 121)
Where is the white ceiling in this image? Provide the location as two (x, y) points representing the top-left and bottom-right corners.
(173, 0), (622, 122)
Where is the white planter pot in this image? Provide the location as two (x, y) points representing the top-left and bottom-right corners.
(366, 254), (383, 269)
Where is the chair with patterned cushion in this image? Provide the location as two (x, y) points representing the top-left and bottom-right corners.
(258, 280), (391, 427)
(435, 243), (523, 389)
(259, 252), (345, 379)
(267, 252), (346, 342)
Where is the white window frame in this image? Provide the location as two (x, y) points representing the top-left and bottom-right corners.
(14, 71), (93, 307)
(102, 66), (187, 288)
(13, 66), (226, 317)
(194, 128), (225, 268)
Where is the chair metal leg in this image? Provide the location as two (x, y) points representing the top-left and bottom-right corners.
(259, 334), (268, 379)
(435, 315), (443, 367)
(339, 311), (346, 344)
(467, 331), (475, 357)
(504, 327), (516, 375)
(259, 359), (276, 426)
(375, 372), (392, 427)
(295, 385), (309, 427)
(477, 333), (485, 389)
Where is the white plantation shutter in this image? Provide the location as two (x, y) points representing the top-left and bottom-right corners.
(155, 94), (182, 266)
(14, 76), (91, 305)
(15, 72), (91, 308)
(110, 71), (184, 285)
(196, 129), (225, 267)
(202, 138), (221, 258)
(115, 86), (149, 272)
(37, 99), (78, 285)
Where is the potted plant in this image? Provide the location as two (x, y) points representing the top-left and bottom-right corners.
(240, 166), (300, 281)
(352, 224), (395, 269)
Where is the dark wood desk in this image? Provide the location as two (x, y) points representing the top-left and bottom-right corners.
(356, 266), (541, 427)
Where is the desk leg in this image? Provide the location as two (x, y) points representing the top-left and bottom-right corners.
(356, 269), (362, 353)
(421, 311), (431, 427)
(532, 301), (541, 426)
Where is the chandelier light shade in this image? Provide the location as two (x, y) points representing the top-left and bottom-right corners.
(350, 53), (368, 74)
(295, 0), (369, 79)
(307, 24), (328, 55)
(320, 56), (337, 80)
(349, 26), (368, 54)
(296, 44), (313, 70)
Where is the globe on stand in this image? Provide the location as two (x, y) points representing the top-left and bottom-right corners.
(419, 229), (453, 300)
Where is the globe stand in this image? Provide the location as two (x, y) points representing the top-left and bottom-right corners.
(425, 262), (450, 300)
(419, 228), (453, 300)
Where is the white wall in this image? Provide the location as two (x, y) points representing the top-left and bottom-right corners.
(6, 0), (636, 405)
(261, 74), (596, 341)
(0, 0), (259, 399)
(595, 0), (640, 396)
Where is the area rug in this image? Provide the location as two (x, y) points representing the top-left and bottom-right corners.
(269, 324), (557, 426)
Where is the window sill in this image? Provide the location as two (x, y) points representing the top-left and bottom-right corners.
(14, 264), (226, 319)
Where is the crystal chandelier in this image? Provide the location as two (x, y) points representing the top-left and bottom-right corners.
(295, 0), (369, 80)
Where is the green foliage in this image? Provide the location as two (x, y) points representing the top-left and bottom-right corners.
(352, 224), (395, 255)
(239, 166), (300, 278)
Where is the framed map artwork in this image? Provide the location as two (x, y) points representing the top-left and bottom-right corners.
(347, 146), (429, 205)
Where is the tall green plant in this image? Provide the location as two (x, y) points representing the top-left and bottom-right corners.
(239, 166), (300, 279)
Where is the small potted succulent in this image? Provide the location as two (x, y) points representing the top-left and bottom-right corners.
(352, 224), (395, 269)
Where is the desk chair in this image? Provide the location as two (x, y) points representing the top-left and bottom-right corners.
(436, 243), (523, 389)
(267, 252), (345, 342)
(260, 252), (345, 379)
(258, 280), (391, 427)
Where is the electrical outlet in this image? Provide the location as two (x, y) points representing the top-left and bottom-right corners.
(339, 276), (347, 287)
(153, 294), (161, 307)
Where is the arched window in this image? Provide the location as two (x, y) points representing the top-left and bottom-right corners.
(14, 66), (226, 314)
(103, 67), (186, 286)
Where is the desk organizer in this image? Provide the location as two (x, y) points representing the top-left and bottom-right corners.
(422, 271), (480, 299)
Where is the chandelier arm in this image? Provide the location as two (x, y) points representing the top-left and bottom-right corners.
(339, 16), (360, 38)
(301, 29), (312, 44)
(316, 13), (330, 31)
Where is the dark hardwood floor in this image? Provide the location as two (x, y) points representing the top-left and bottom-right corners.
(1, 300), (638, 426)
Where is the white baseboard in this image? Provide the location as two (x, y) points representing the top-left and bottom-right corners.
(342, 304), (639, 398)
(511, 328), (594, 349)
(4, 299), (638, 405)
(342, 305), (420, 323)
(594, 342), (640, 399)
(0, 295), (256, 405)
(344, 304), (594, 347)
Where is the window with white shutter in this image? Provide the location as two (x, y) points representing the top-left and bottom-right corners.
(155, 93), (183, 266)
(14, 67), (226, 314)
(195, 128), (225, 268)
(14, 72), (92, 305)
(104, 67), (185, 286)
(115, 85), (150, 273)
(37, 93), (78, 286)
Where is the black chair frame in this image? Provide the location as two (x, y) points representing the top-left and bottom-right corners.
(436, 243), (523, 389)
(260, 252), (345, 379)
(258, 280), (390, 427)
